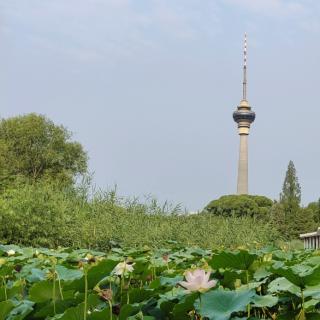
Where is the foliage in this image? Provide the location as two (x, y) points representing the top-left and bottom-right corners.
(204, 194), (273, 217)
(0, 113), (313, 247)
(290, 207), (316, 238)
(1, 244), (320, 319)
(270, 203), (316, 240)
(0, 180), (279, 250)
(280, 160), (301, 208)
(0, 113), (87, 188)
(308, 199), (320, 224)
(275, 161), (316, 239)
(269, 202), (290, 238)
(0, 180), (87, 248)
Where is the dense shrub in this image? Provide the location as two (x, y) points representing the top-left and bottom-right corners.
(307, 200), (320, 224)
(204, 194), (273, 217)
(270, 202), (316, 240)
(0, 181), (280, 249)
(0, 181), (86, 247)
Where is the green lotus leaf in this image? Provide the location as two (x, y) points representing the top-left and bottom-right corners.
(304, 299), (320, 312)
(272, 251), (293, 261)
(29, 280), (61, 303)
(88, 308), (113, 320)
(195, 288), (255, 320)
(253, 266), (272, 281)
(0, 280), (23, 302)
(50, 304), (84, 320)
(118, 304), (140, 320)
(304, 313), (320, 320)
(172, 293), (197, 319)
(304, 284), (320, 299)
(6, 300), (34, 320)
(0, 265), (14, 278)
(65, 259), (119, 291)
(127, 311), (155, 319)
(56, 265), (83, 281)
(236, 280), (267, 291)
(33, 299), (77, 318)
(268, 277), (300, 295)
(271, 263), (320, 288)
(25, 268), (47, 283)
(0, 300), (15, 320)
(121, 288), (154, 305)
(303, 256), (320, 266)
(209, 250), (258, 271)
(50, 294), (102, 320)
(220, 269), (246, 289)
(251, 294), (278, 308)
(160, 275), (184, 287)
(159, 300), (176, 315)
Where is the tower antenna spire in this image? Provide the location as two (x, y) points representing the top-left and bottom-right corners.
(243, 33), (247, 100)
(233, 33), (255, 195)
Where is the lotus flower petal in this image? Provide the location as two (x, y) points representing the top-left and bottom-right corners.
(179, 269), (217, 293)
(7, 250), (15, 256)
(113, 261), (135, 275)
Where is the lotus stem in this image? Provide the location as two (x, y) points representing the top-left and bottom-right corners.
(246, 270), (250, 317)
(56, 271), (64, 300)
(2, 277), (7, 301)
(126, 275), (131, 304)
(108, 300), (113, 320)
(84, 268), (88, 320)
(52, 270), (56, 315)
(301, 288), (305, 317)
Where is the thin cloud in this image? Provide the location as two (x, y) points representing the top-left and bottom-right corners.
(223, 0), (307, 17)
(222, 0), (320, 35)
(0, 0), (220, 64)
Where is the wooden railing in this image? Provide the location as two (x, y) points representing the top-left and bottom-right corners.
(300, 228), (320, 249)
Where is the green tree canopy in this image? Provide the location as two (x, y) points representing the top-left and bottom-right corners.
(275, 161), (316, 239)
(0, 113), (88, 188)
(270, 203), (315, 239)
(290, 207), (315, 238)
(204, 194), (273, 217)
(280, 160), (301, 208)
(307, 199), (320, 224)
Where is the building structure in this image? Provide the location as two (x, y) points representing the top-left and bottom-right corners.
(300, 228), (320, 249)
(233, 34), (256, 194)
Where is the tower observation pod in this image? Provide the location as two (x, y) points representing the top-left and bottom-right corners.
(233, 34), (256, 194)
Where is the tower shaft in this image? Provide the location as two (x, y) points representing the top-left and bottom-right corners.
(232, 34), (255, 195)
(237, 134), (248, 194)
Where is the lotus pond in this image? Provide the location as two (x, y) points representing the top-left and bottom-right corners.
(1, 243), (320, 319)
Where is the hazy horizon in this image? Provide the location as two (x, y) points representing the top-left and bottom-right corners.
(1, 0), (320, 210)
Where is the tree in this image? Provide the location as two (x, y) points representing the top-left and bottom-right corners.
(204, 195), (273, 217)
(307, 199), (320, 224)
(280, 160), (301, 209)
(277, 161), (316, 239)
(269, 202), (288, 238)
(0, 113), (88, 188)
(290, 207), (315, 238)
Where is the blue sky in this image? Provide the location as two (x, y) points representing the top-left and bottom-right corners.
(0, 0), (320, 210)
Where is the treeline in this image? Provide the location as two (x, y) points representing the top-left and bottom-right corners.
(205, 161), (318, 240)
(0, 114), (315, 249)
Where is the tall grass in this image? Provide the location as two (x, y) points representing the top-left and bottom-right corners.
(0, 180), (280, 250)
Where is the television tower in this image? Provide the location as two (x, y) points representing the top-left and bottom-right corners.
(233, 34), (256, 194)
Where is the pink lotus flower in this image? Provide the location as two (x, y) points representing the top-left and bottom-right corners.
(179, 269), (217, 293)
